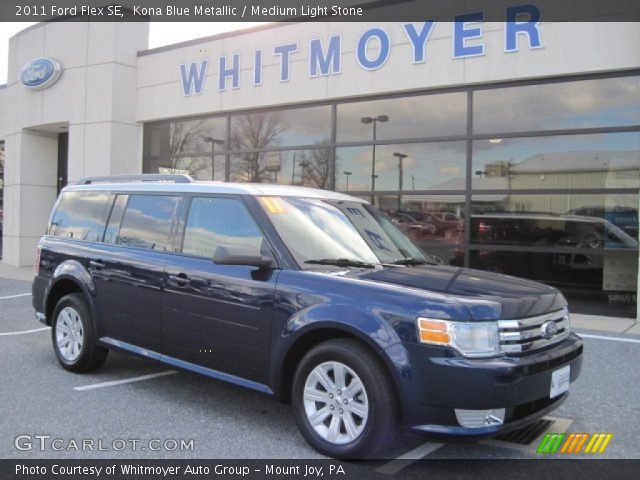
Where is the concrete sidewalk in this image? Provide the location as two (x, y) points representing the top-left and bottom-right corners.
(0, 263), (33, 282)
(571, 313), (638, 334)
(1, 262), (637, 333)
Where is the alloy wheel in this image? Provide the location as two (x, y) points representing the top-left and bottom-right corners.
(303, 361), (369, 445)
(55, 306), (84, 362)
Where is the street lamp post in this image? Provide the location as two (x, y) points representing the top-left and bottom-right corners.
(360, 114), (389, 203)
(393, 152), (407, 211)
(343, 171), (352, 191)
(291, 153), (297, 184)
(203, 136), (224, 181)
(299, 159), (310, 185)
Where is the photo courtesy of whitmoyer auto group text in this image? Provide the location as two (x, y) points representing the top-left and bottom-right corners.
(0, 0), (638, 478)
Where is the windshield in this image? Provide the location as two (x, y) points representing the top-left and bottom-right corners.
(259, 196), (428, 268)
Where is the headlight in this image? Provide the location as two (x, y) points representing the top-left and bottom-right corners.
(417, 318), (501, 358)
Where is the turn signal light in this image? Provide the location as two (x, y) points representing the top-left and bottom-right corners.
(418, 319), (450, 344)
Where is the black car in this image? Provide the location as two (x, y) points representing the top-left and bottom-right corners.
(33, 175), (583, 458)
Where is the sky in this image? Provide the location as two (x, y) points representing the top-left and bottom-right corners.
(0, 22), (269, 84)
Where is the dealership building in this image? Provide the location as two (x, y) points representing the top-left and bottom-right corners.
(0, 18), (638, 316)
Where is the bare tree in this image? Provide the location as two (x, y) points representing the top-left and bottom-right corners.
(297, 146), (332, 189)
(230, 112), (286, 182)
(169, 120), (209, 156)
(162, 120), (216, 177)
(164, 156), (210, 178)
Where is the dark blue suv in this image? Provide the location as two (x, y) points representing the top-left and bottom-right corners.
(33, 175), (583, 458)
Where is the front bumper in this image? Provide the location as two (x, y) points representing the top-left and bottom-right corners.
(411, 392), (568, 436)
(386, 333), (583, 436)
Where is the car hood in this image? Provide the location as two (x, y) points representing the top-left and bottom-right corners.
(348, 265), (566, 320)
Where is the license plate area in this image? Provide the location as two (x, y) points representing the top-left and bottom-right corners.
(550, 365), (570, 398)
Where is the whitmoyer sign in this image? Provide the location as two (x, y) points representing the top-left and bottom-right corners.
(180, 6), (543, 95)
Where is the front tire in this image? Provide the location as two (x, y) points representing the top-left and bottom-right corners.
(291, 338), (398, 458)
(52, 293), (108, 372)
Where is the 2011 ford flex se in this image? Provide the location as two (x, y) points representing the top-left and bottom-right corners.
(33, 175), (583, 458)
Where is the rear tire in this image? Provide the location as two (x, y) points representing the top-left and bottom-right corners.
(52, 293), (108, 373)
(291, 338), (398, 458)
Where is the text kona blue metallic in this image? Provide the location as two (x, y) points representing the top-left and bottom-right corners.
(33, 175), (583, 458)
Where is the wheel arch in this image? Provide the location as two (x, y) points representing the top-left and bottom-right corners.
(45, 261), (97, 328)
(275, 324), (404, 421)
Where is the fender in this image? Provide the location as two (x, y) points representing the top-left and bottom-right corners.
(271, 302), (411, 407)
(45, 260), (99, 330)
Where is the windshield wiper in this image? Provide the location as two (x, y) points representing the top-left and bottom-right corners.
(392, 248), (436, 266)
(391, 257), (431, 266)
(304, 258), (377, 269)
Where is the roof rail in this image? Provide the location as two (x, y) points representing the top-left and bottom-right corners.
(76, 174), (194, 185)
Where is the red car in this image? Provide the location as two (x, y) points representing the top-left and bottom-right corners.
(420, 212), (463, 241)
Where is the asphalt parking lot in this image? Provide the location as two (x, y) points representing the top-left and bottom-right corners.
(1, 277), (639, 467)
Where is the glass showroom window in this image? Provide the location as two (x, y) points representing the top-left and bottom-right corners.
(337, 91), (467, 142)
(150, 155), (229, 182)
(470, 193), (639, 248)
(468, 190), (639, 306)
(144, 117), (228, 180)
(230, 105), (332, 151)
(336, 141), (467, 194)
(469, 74), (640, 312)
(469, 249), (637, 304)
(473, 76), (640, 134)
(472, 132), (640, 191)
(146, 117), (228, 157)
(228, 149), (333, 188)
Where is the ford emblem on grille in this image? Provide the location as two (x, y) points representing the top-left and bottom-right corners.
(541, 321), (559, 339)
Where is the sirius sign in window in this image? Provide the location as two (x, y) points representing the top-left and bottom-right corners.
(20, 57), (62, 90)
(180, 5), (542, 95)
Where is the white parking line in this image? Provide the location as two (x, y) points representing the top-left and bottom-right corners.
(74, 370), (178, 391)
(0, 293), (31, 301)
(376, 442), (444, 475)
(579, 333), (640, 344)
(0, 327), (49, 336)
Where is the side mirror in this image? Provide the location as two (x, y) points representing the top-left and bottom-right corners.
(213, 244), (274, 269)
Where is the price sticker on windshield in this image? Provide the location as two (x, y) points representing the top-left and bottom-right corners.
(260, 197), (287, 214)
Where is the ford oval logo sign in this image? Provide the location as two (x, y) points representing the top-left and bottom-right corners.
(20, 57), (62, 90)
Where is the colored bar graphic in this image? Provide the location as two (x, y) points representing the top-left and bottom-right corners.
(537, 433), (565, 454)
(560, 433), (588, 453)
(572, 433), (589, 453)
(538, 433), (613, 454)
(584, 433), (613, 454)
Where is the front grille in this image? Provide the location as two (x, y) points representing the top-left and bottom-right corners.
(497, 308), (570, 354)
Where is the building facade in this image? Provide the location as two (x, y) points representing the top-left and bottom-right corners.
(0, 20), (638, 316)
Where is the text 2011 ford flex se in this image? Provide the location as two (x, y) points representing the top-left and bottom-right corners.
(33, 175), (582, 458)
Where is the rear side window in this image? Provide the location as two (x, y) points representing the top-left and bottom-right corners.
(182, 197), (264, 258)
(116, 195), (179, 251)
(49, 191), (109, 241)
